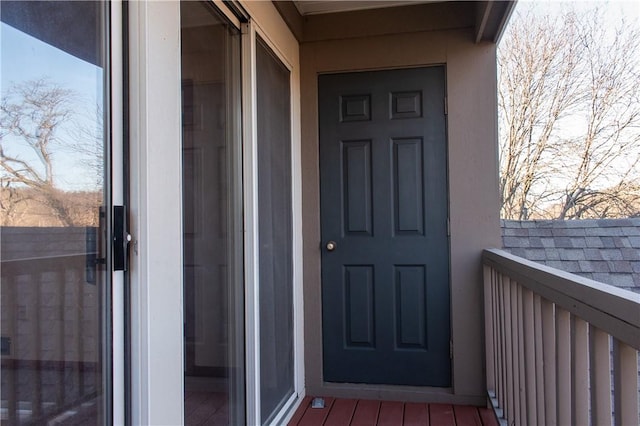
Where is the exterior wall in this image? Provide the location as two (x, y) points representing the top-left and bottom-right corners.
(300, 12), (501, 404)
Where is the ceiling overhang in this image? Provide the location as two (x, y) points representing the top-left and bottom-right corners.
(283, 1), (516, 44)
(292, 1), (434, 16)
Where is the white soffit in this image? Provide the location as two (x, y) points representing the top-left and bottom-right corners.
(293, 1), (434, 16)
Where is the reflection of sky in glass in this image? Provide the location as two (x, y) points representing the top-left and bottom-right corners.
(1, 22), (103, 191)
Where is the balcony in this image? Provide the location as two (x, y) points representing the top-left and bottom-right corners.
(483, 249), (640, 426)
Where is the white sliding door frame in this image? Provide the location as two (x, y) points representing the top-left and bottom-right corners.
(110, 1), (125, 424)
(125, 1), (302, 424)
(241, 19), (261, 426)
(240, 1), (304, 423)
(127, 1), (184, 425)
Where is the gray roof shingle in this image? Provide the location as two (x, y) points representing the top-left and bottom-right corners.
(502, 219), (640, 293)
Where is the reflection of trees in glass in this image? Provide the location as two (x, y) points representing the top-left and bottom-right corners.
(0, 78), (102, 226)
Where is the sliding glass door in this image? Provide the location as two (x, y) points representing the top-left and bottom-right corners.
(180, 2), (244, 425)
(256, 36), (295, 425)
(1, 1), (114, 424)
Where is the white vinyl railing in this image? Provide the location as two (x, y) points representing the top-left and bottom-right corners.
(483, 249), (639, 426)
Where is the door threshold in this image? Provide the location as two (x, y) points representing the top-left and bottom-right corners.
(307, 382), (484, 406)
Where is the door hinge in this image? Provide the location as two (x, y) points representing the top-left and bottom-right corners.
(444, 97), (448, 115)
(450, 340), (453, 359)
(447, 218), (451, 236)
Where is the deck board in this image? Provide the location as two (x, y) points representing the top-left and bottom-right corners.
(478, 408), (499, 426)
(289, 397), (495, 426)
(429, 404), (456, 426)
(377, 401), (404, 425)
(351, 400), (381, 425)
(324, 398), (358, 426)
(453, 405), (482, 426)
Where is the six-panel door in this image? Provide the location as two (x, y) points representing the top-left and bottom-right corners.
(319, 67), (451, 387)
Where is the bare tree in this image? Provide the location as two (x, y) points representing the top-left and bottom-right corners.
(0, 78), (102, 226)
(499, 5), (640, 220)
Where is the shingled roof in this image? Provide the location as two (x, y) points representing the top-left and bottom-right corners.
(501, 218), (640, 293)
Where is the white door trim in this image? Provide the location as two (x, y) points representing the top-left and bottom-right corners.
(127, 1), (184, 424)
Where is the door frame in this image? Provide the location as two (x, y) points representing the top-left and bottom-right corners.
(300, 26), (501, 405)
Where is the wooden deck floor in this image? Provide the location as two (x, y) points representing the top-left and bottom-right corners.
(288, 397), (499, 426)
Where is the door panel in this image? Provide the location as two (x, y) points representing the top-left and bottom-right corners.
(1, 1), (112, 423)
(320, 67), (450, 387)
(180, 2), (244, 424)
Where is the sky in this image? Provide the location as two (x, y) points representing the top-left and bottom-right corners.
(512, 0), (639, 27)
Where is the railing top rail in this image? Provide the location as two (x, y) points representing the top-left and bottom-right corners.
(483, 248), (640, 349)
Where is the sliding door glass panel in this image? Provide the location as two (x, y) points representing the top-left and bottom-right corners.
(256, 37), (294, 424)
(0, 1), (111, 424)
(180, 2), (244, 425)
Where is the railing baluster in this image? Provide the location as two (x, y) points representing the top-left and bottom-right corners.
(34, 272), (43, 420)
(493, 272), (506, 409)
(3, 255), (97, 423)
(572, 316), (589, 425)
(4, 274), (18, 425)
(511, 279), (522, 426)
(523, 288), (536, 426)
(613, 339), (639, 426)
(542, 298), (557, 426)
(556, 308), (571, 425)
(504, 275), (514, 421)
(502, 275), (513, 418)
(483, 265), (495, 395)
(497, 272), (506, 412)
(589, 325), (612, 426)
(482, 250), (640, 426)
(56, 267), (66, 410)
(516, 283), (526, 425)
(79, 272), (85, 396)
(533, 294), (545, 424)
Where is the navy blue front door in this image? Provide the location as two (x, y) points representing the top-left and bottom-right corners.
(319, 67), (451, 387)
